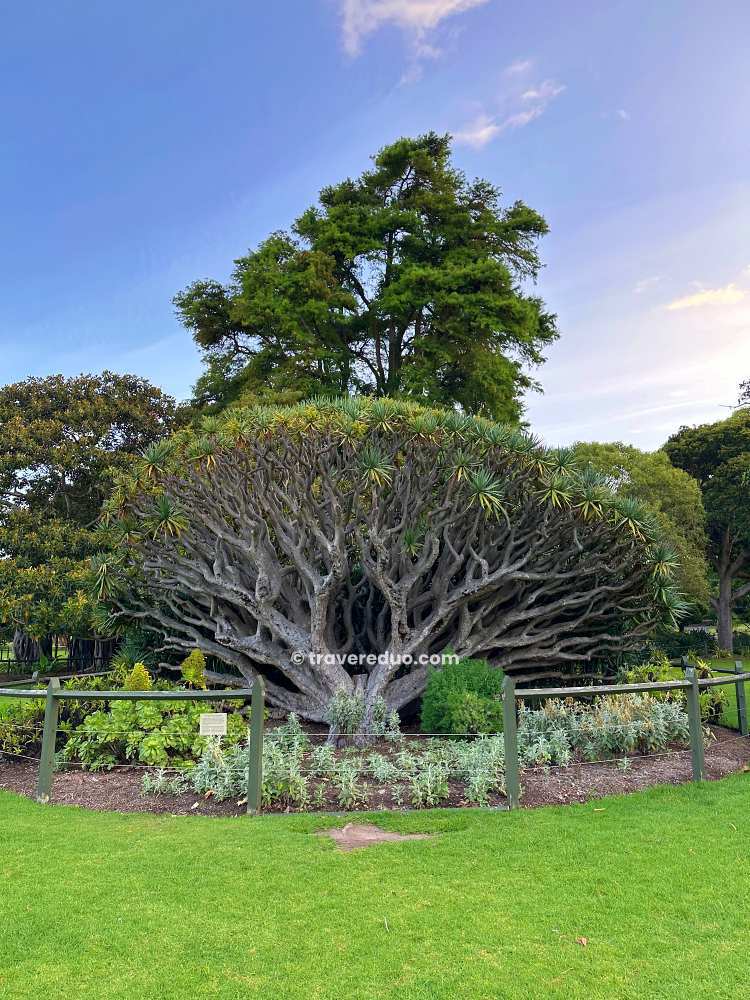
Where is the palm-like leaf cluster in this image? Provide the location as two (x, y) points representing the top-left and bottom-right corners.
(100, 395), (687, 625)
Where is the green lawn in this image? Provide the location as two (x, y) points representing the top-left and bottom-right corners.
(706, 658), (749, 729)
(2, 778), (750, 999)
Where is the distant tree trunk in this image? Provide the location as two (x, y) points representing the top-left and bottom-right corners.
(711, 529), (750, 654)
(13, 629), (35, 663)
(714, 576), (734, 651)
(94, 638), (116, 667)
(68, 637), (96, 669)
(12, 629), (52, 664)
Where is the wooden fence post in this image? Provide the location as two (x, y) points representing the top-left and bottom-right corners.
(246, 675), (265, 815)
(36, 678), (60, 804)
(502, 674), (520, 810)
(685, 666), (705, 782)
(735, 660), (748, 736)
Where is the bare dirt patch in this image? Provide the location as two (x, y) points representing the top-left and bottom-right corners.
(317, 822), (435, 850)
(0, 726), (748, 817)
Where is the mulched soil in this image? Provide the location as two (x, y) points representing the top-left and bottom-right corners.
(1, 725), (748, 817)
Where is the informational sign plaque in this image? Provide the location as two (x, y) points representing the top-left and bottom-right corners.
(199, 712), (228, 737)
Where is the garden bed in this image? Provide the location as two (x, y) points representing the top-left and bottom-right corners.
(1, 725), (747, 816)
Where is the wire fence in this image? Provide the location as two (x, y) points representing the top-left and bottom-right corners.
(0, 680), (265, 812)
(1, 662), (749, 814)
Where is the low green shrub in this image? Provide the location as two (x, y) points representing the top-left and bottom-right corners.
(324, 691), (402, 739)
(141, 769), (190, 796)
(408, 762), (449, 807)
(0, 674), (115, 758)
(420, 657), (504, 735)
(518, 692), (690, 765)
(623, 652), (726, 723)
(333, 759), (364, 809)
(325, 690), (364, 735)
(137, 691), (694, 812)
(0, 697), (45, 757)
(191, 739), (249, 802)
(0, 667), (250, 770)
(367, 753), (400, 782)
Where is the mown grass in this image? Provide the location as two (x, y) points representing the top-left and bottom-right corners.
(2, 777), (750, 999)
(0, 697), (28, 719)
(706, 658), (749, 729)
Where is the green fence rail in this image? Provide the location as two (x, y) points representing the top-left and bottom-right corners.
(502, 660), (750, 811)
(3, 662), (749, 817)
(695, 659), (749, 735)
(0, 679), (266, 815)
(1, 669), (115, 689)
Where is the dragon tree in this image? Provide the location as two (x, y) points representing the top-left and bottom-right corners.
(100, 398), (685, 727)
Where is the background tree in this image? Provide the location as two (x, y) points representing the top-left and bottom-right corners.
(105, 398), (681, 727)
(0, 372), (179, 661)
(573, 442), (709, 609)
(176, 133), (557, 421)
(664, 411), (750, 650)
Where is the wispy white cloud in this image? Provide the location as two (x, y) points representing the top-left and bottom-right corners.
(501, 107), (544, 129)
(339, 0), (490, 58)
(454, 77), (564, 149)
(633, 275), (661, 294)
(666, 282), (746, 311)
(504, 58), (532, 75)
(601, 108), (631, 122)
(453, 114), (501, 149)
(521, 79), (565, 102)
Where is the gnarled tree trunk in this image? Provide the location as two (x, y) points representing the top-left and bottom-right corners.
(13, 629), (52, 664)
(113, 422), (670, 725)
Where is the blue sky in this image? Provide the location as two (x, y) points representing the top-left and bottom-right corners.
(2, 0), (749, 448)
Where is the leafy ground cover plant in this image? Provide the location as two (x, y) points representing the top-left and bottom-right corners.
(0, 665), (248, 769)
(518, 693), (690, 766)
(59, 698), (248, 770)
(149, 692), (694, 811)
(325, 690), (402, 742)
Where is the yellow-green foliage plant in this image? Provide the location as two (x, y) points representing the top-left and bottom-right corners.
(180, 649), (207, 689)
(123, 661), (153, 691)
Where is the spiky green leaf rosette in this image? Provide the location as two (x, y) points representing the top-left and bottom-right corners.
(100, 396), (686, 628)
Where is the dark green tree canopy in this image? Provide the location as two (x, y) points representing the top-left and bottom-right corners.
(664, 411), (750, 648)
(0, 371), (179, 536)
(176, 133), (557, 421)
(664, 412), (750, 550)
(0, 372), (179, 643)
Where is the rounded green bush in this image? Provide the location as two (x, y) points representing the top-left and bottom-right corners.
(420, 657), (504, 735)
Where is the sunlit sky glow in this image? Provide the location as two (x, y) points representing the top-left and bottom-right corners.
(2, 0), (748, 448)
